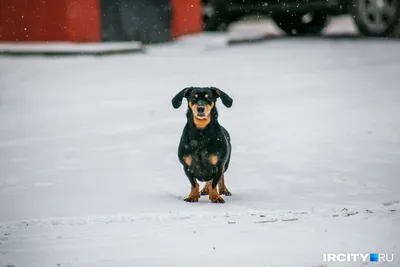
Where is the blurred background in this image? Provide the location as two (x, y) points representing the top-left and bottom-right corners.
(0, 0), (399, 50)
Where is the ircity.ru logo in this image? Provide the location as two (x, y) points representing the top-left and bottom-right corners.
(323, 253), (394, 263)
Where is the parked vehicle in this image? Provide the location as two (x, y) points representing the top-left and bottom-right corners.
(202, 0), (400, 37)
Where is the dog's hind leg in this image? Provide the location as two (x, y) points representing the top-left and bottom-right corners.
(183, 168), (200, 202)
(218, 174), (232, 196)
(200, 181), (211, 195)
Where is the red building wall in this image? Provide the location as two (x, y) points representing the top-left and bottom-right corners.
(171, 0), (202, 39)
(0, 0), (101, 42)
(0, 0), (201, 42)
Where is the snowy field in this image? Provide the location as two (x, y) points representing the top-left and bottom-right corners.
(1, 33), (400, 267)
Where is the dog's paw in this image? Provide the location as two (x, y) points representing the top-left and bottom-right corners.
(200, 188), (209, 196)
(200, 182), (211, 195)
(219, 188), (232, 196)
(184, 196), (199, 202)
(209, 195), (225, 203)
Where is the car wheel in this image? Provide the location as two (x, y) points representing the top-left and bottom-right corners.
(351, 0), (400, 37)
(273, 12), (328, 36)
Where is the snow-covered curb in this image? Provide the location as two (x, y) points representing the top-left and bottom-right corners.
(0, 41), (144, 56)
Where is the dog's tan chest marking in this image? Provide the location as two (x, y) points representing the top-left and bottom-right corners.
(209, 154), (218, 165)
(184, 151), (219, 180)
(183, 155), (192, 166)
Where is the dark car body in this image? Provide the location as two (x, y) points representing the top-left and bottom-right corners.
(202, 0), (400, 37)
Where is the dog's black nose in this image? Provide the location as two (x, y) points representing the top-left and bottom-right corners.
(197, 106), (205, 113)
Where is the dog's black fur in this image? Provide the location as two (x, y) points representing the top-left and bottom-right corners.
(172, 86), (233, 203)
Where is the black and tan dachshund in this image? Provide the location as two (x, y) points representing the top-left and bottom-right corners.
(172, 86), (233, 203)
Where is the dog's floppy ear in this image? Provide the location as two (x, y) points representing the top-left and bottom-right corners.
(172, 87), (193, 109)
(210, 87), (233, 108)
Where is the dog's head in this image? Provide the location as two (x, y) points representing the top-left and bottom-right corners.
(172, 87), (233, 120)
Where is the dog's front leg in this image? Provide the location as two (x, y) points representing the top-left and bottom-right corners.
(208, 167), (225, 203)
(183, 167), (200, 203)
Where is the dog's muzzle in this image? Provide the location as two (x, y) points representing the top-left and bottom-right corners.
(197, 105), (205, 114)
(195, 102), (206, 118)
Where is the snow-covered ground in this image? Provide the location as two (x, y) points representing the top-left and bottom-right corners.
(227, 15), (361, 40)
(1, 35), (400, 267)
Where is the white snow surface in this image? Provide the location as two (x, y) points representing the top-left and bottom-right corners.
(0, 35), (400, 267)
(227, 15), (360, 40)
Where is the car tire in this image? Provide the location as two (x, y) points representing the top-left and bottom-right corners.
(351, 0), (400, 37)
(273, 12), (328, 36)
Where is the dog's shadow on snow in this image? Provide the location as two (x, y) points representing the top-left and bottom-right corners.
(161, 188), (275, 206)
